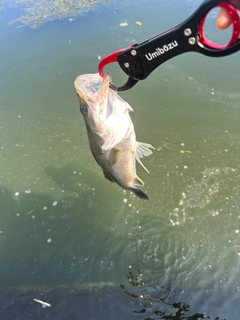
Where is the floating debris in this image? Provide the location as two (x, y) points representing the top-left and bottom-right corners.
(2, 0), (109, 28)
(0, 285), (222, 319)
(180, 150), (192, 154)
(120, 22), (128, 27)
(33, 298), (51, 308)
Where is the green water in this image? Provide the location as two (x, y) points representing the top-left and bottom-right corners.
(0, 0), (240, 319)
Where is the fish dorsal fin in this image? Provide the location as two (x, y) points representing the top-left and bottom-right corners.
(133, 176), (144, 187)
(108, 147), (122, 166)
(135, 142), (155, 173)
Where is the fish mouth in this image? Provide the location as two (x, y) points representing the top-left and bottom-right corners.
(98, 72), (112, 96)
(74, 73), (112, 115)
(95, 73), (112, 115)
(74, 73), (111, 99)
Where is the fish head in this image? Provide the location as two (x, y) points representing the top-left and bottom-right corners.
(74, 73), (134, 152)
(74, 73), (111, 133)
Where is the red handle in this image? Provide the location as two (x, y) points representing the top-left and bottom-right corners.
(198, 2), (240, 49)
(98, 47), (133, 77)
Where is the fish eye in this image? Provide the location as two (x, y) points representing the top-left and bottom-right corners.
(80, 103), (88, 115)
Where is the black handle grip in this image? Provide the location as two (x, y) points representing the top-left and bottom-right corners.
(117, 0), (240, 81)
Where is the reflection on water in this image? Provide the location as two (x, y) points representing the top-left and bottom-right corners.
(0, 0), (240, 319)
(0, 283), (231, 320)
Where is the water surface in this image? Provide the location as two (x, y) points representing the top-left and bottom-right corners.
(0, 0), (240, 319)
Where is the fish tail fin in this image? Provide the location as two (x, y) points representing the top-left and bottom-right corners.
(131, 176), (148, 200)
(131, 188), (149, 200)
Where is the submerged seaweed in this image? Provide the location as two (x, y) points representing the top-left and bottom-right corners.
(0, 0), (109, 28)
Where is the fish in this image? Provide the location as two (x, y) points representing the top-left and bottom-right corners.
(74, 73), (154, 200)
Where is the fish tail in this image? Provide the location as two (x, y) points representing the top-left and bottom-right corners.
(131, 188), (149, 200)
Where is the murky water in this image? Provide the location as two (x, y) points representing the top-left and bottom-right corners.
(0, 0), (240, 319)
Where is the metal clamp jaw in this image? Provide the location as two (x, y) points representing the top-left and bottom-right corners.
(98, 0), (240, 91)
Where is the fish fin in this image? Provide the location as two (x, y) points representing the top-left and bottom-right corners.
(136, 142), (155, 158)
(135, 156), (151, 174)
(133, 176), (144, 187)
(103, 171), (114, 183)
(131, 188), (149, 200)
(135, 142), (155, 174)
(108, 147), (122, 166)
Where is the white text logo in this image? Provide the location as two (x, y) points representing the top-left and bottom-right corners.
(145, 41), (178, 61)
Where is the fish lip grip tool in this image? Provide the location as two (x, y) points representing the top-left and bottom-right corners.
(98, 0), (240, 92)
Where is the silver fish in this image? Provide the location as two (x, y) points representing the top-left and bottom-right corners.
(74, 73), (154, 200)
